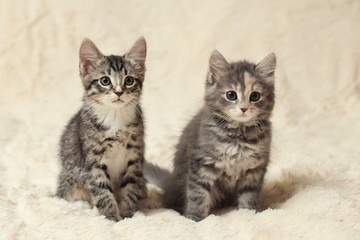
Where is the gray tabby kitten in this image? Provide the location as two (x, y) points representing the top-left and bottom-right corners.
(56, 37), (147, 221)
(146, 51), (276, 221)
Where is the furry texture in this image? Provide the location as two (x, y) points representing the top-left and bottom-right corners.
(1, 0), (360, 239)
(146, 52), (276, 221)
(56, 37), (147, 221)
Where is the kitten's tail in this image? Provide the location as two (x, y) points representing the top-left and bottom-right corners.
(144, 161), (171, 189)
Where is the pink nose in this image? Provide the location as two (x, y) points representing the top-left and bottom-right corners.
(240, 108), (248, 113)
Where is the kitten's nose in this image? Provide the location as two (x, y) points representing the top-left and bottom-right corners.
(240, 108), (248, 113)
(114, 91), (123, 97)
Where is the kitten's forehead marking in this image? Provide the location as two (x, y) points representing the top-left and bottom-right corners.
(243, 72), (256, 97)
(243, 72), (255, 89)
(107, 72), (121, 92)
(105, 56), (129, 92)
(234, 72), (255, 103)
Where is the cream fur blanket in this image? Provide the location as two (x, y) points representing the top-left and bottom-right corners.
(1, 0), (359, 239)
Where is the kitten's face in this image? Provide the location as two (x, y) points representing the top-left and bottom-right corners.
(82, 56), (143, 108)
(205, 51), (276, 124)
(79, 38), (146, 108)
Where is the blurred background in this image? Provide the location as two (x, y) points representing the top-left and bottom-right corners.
(0, 0), (359, 239)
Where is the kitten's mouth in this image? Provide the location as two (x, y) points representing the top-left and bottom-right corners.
(231, 113), (251, 122)
(237, 115), (248, 120)
(231, 112), (247, 117)
(112, 99), (124, 103)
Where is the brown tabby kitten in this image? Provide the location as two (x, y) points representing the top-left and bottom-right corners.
(56, 37), (147, 221)
(145, 51), (276, 221)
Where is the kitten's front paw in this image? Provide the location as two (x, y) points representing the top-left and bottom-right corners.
(105, 213), (122, 222)
(237, 202), (259, 211)
(119, 201), (137, 219)
(184, 213), (205, 222)
(120, 208), (136, 219)
(97, 202), (121, 221)
(237, 192), (259, 210)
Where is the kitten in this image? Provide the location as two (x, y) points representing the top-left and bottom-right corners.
(145, 51), (276, 221)
(56, 37), (147, 221)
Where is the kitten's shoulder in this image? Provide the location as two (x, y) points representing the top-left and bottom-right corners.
(60, 106), (94, 144)
(182, 107), (206, 134)
(62, 110), (81, 136)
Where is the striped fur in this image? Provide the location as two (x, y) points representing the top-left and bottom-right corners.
(146, 51), (276, 221)
(56, 37), (147, 221)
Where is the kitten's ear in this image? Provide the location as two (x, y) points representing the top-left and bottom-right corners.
(255, 53), (276, 83)
(208, 50), (230, 84)
(125, 37), (147, 74)
(79, 38), (104, 75)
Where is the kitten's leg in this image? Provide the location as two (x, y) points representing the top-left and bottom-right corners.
(236, 165), (266, 210)
(184, 163), (217, 221)
(57, 169), (76, 200)
(118, 154), (146, 218)
(85, 162), (121, 221)
(56, 167), (90, 201)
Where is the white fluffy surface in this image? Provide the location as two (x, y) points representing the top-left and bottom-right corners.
(1, 0), (360, 239)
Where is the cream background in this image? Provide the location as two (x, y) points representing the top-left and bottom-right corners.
(0, 0), (360, 239)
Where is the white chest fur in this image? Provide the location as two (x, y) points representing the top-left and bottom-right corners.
(91, 103), (136, 130)
(101, 142), (129, 182)
(214, 141), (259, 178)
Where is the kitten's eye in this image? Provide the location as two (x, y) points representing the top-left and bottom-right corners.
(100, 76), (111, 86)
(226, 91), (237, 101)
(125, 76), (135, 86)
(249, 91), (260, 102)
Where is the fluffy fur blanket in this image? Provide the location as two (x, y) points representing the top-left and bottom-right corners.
(0, 0), (359, 239)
